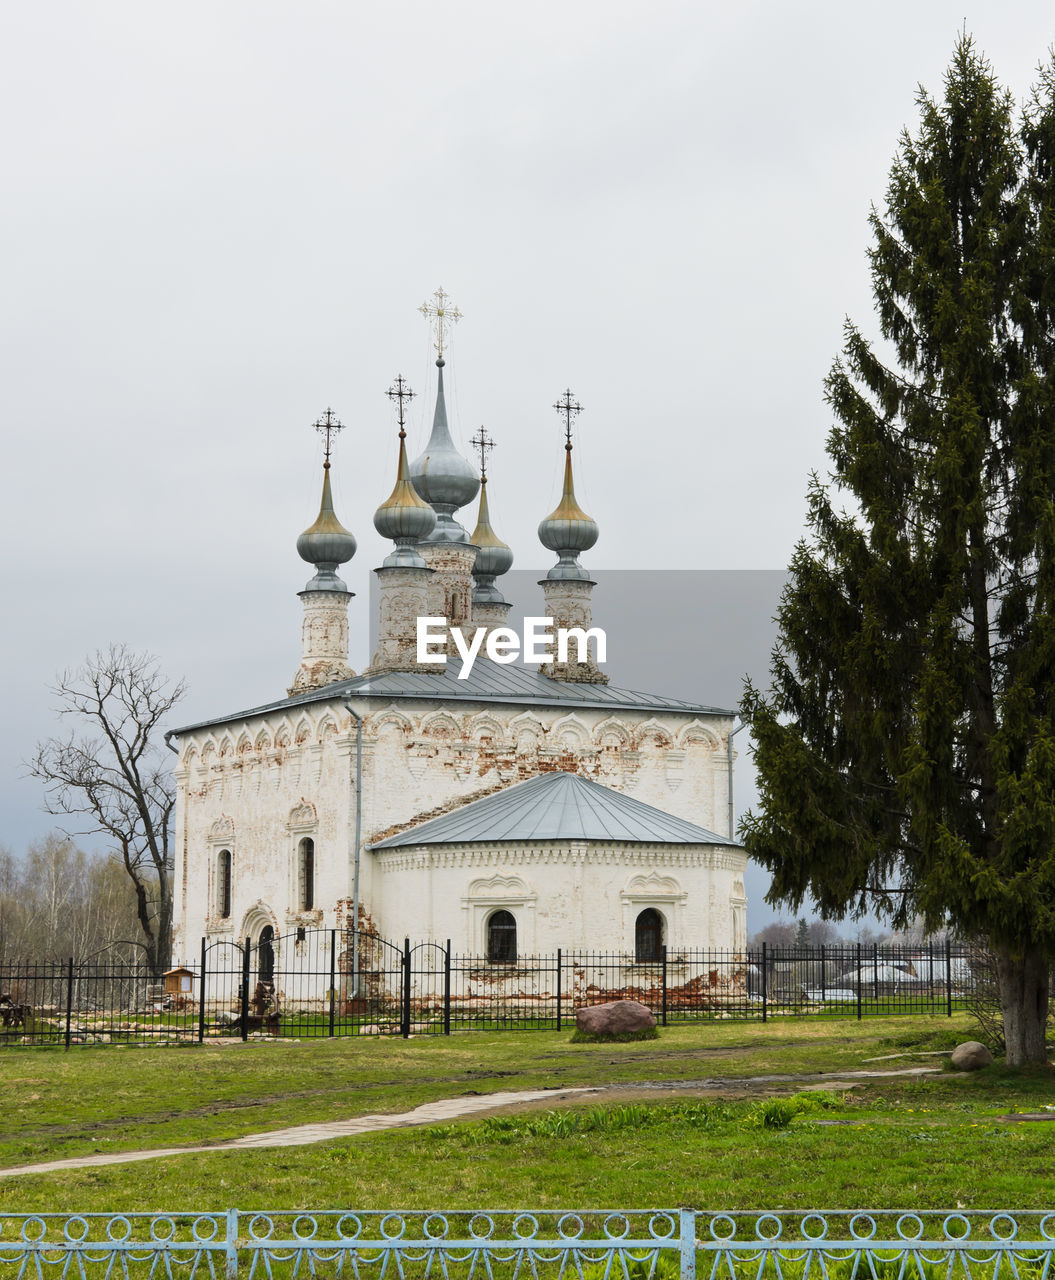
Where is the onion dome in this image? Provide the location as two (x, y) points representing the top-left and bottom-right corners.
(297, 464), (357, 592)
(471, 477), (514, 602)
(409, 360), (479, 543)
(374, 428), (437, 567)
(538, 443), (598, 581)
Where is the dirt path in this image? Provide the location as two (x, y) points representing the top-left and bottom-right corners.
(0, 1066), (939, 1179)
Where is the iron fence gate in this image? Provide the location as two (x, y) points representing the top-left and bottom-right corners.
(0, 934), (981, 1047)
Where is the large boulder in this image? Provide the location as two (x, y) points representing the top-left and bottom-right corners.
(951, 1040), (993, 1071)
(575, 999), (656, 1037)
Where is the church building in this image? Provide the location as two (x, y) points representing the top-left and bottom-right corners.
(168, 294), (747, 971)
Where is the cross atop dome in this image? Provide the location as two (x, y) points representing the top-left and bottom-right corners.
(553, 389), (582, 449)
(470, 426), (494, 481)
(314, 407), (345, 468)
(419, 287), (462, 361)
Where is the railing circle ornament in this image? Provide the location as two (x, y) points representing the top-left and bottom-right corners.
(990, 1214), (1018, 1241)
(148, 1217), (177, 1243)
(424, 1215), (451, 1240)
(246, 1215), (275, 1243)
(943, 1214), (972, 1241)
(801, 1215), (828, 1241)
(896, 1214), (926, 1241)
(380, 1214), (407, 1241)
(292, 1215), (318, 1241)
(756, 1214), (783, 1242)
(848, 1215), (878, 1241)
(20, 1218), (48, 1243)
(105, 1217), (133, 1243)
(62, 1217), (90, 1244)
(1041, 1215), (1055, 1241)
(469, 1214), (496, 1241)
(708, 1214), (738, 1242)
(335, 1215), (363, 1240)
(648, 1213), (677, 1241)
(557, 1214), (585, 1241)
(603, 1215), (631, 1240)
(512, 1215), (539, 1241)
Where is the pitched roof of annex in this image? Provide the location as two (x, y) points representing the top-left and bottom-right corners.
(369, 770), (738, 849)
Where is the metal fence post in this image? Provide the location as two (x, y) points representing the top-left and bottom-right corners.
(820, 943), (826, 1001)
(329, 929), (337, 1037)
(761, 942), (767, 1023)
(402, 937), (412, 1039)
(240, 938), (251, 1042)
(64, 957), (74, 1050)
(556, 947), (562, 1032)
(443, 940), (451, 1035)
(661, 945), (668, 1026)
(199, 937), (207, 1044)
(945, 937), (953, 1016)
(856, 942), (863, 1021)
(225, 1207), (239, 1280)
(928, 941), (934, 1004)
(873, 942), (879, 1001)
(679, 1208), (697, 1280)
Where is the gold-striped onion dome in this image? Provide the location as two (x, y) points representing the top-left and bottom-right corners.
(470, 479), (514, 580)
(538, 446), (598, 555)
(297, 466), (357, 567)
(374, 432), (437, 549)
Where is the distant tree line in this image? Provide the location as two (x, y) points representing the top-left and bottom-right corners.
(748, 917), (956, 951)
(0, 835), (143, 966)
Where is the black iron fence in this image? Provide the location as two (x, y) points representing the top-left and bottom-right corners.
(0, 931), (979, 1047)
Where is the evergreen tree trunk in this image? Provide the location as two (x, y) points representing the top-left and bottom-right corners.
(995, 945), (1050, 1066)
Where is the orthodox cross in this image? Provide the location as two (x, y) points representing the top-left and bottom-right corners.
(313, 408), (344, 467)
(470, 426), (494, 481)
(386, 375), (415, 437)
(553, 389), (583, 449)
(419, 286), (462, 359)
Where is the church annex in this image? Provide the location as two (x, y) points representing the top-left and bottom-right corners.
(168, 294), (747, 969)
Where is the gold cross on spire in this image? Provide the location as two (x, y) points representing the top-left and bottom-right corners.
(553, 389), (583, 449)
(313, 407), (345, 468)
(470, 425), (494, 481)
(419, 286), (462, 360)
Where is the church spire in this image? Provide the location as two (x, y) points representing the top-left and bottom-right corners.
(289, 409), (357, 695)
(538, 390), (599, 582)
(470, 428), (513, 628)
(537, 390), (607, 684)
(409, 288), (479, 544)
(373, 376), (436, 565)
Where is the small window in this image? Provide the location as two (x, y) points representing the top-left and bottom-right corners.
(258, 925), (275, 983)
(635, 908), (663, 962)
(487, 910), (517, 965)
(298, 837), (315, 911)
(217, 850), (232, 919)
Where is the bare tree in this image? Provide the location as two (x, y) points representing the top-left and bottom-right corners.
(29, 647), (185, 976)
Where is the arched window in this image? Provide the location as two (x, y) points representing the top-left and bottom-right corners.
(217, 850), (232, 919)
(298, 837), (315, 911)
(635, 908), (664, 962)
(258, 925), (275, 983)
(487, 910), (517, 965)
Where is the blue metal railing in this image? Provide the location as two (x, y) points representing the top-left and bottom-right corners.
(1, 1211), (1053, 1280)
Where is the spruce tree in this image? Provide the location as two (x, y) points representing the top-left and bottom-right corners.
(741, 37), (1055, 1065)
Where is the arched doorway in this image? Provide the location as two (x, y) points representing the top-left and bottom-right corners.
(258, 925), (275, 983)
(635, 908), (663, 962)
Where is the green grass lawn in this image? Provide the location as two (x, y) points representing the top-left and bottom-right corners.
(1, 1015), (1051, 1214)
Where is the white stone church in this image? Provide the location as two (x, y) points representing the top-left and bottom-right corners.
(169, 304), (747, 972)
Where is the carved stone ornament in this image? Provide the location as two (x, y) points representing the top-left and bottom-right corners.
(287, 799), (318, 830)
(208, 815), (235, 843)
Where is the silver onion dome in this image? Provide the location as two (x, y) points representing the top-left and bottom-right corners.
(374, 429), (437, 567)
(297, 465), (357, 591)
(471, 478), (514, 602)
(538, 444), (598, 581)
(409, 359), (479, 543)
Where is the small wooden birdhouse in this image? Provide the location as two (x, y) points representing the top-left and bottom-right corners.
(163, 967), (195, 997)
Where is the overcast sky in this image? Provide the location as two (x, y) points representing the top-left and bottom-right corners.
(3, 2), (1054, 932)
